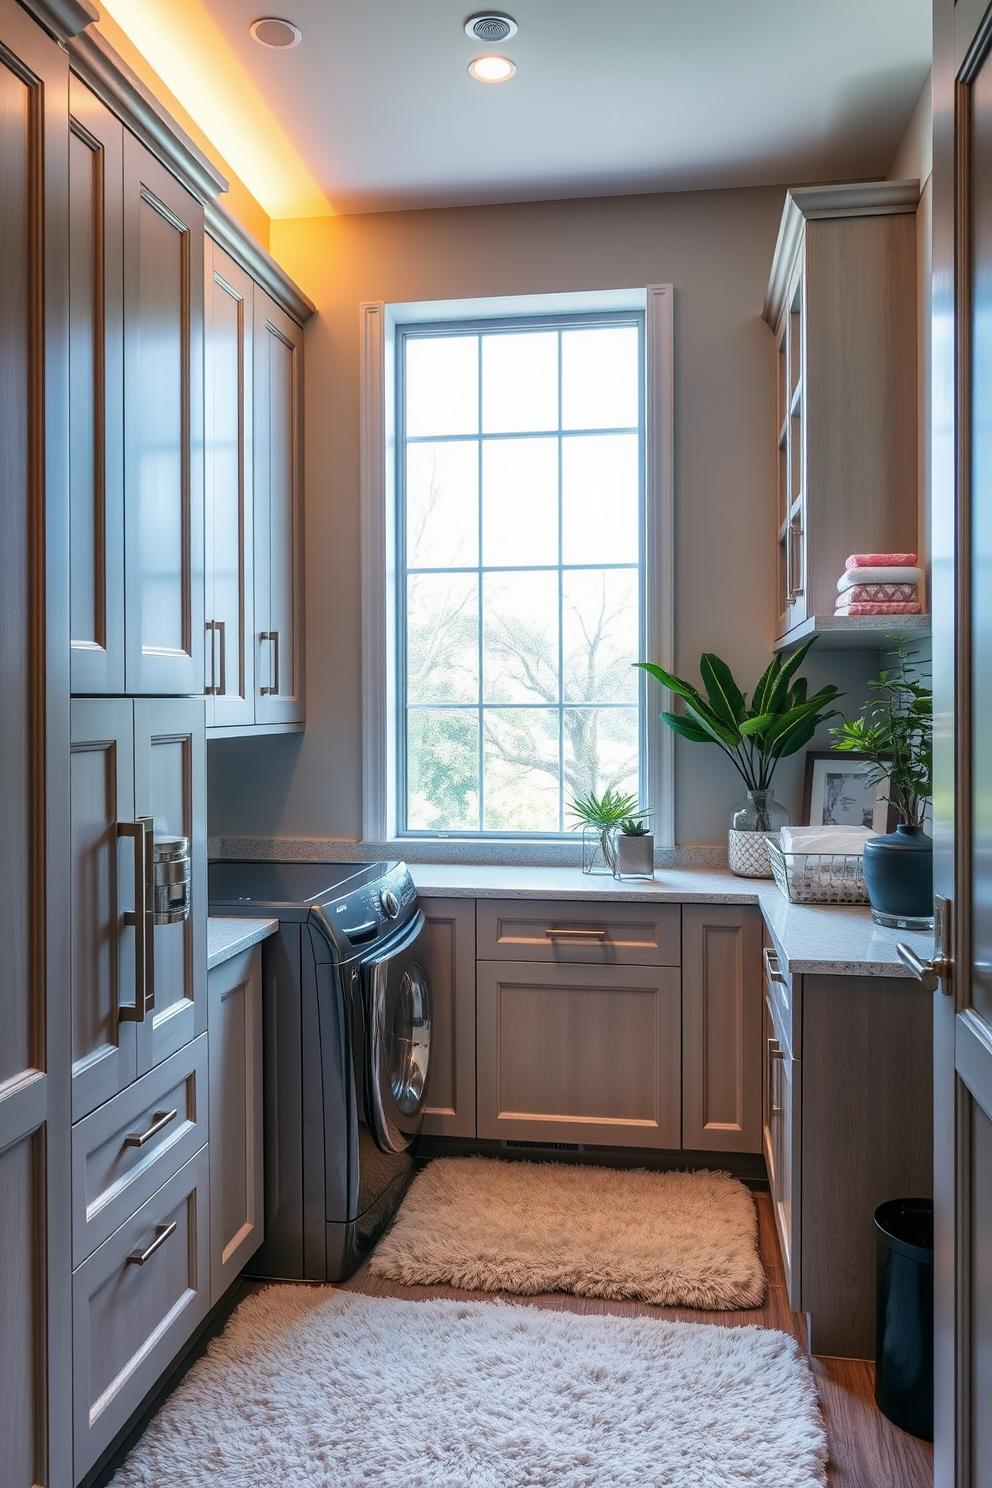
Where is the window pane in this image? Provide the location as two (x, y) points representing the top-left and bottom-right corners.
(482, 331), (559, 433)
(407, 709), (479, 830)
(562, 433), (639, 565)
(561, 325), (639, 430)
(406, 441), (479, 569)
(482, 571), (559, 703)
(406, 573), (479, 704)
(406, 336), (478, 437)
(563, 706), (639, 805)
(482, 437), (558, 568)
(483, 709), (560, 831)
(562, 569), (639, 704)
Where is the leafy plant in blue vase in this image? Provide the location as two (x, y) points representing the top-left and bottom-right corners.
(831, 642), (933, 928)
(637, 638), (842, 877)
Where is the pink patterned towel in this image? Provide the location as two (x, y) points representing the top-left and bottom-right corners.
(838, 565), (922, 592)
(841, 583), (918, 604)
(834, 601), (922, 616)
(846, 552), (918, 569)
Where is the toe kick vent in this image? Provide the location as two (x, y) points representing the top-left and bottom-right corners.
(503, 1139), (582, 1152)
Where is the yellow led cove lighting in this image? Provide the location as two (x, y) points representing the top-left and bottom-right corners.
(469, 54), (516, 82)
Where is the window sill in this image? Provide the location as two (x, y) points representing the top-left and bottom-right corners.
(208, 834), (723, 871)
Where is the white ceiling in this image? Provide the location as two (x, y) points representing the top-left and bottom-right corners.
(200, 0), (930, 215)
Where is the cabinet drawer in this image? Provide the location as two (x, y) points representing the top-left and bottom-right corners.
(72, 1035), (207, 1267)
(476, 899), (681, 965)
(477, 960), (681, 1148)
(72, 1147), (209, 1478)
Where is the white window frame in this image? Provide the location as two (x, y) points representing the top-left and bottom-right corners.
(361, 285), (674, 852)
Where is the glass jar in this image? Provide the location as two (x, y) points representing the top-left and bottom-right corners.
(727, 790), (789, 878)
(582, 823), (616, 875)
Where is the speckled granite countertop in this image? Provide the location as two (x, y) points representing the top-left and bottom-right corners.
(207, 916), (279, 970)
(407, 864), (934, 978)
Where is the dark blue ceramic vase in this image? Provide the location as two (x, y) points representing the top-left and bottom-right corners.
(862, 824), (934, 929)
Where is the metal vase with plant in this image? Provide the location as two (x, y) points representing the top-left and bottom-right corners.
(636, 639), (842, 877)
(567, 788), (648, 875)
(615, 817), (655, 879)
(830, 642), (934, 928)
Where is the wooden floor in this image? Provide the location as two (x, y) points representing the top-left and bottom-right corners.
(342, 1189), (933, 1488)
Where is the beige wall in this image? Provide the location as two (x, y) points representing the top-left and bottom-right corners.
(208, 184), (881, 847)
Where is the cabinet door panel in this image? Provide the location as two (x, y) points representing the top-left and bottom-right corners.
(204, 238), (254, 727)
(70, 698), (138, 1121)
(682, 904), (762, 1152)
(421, 899), (476, 1138)
(68, 77), (124, 695)
(477, 960), (681, 1147)
(208, 948), (262, 1303)
(134, 699), (206, 1073)
(253, 287), (304, 725)
(123, 135), (204, 695)
(0, 6), (72, 1478)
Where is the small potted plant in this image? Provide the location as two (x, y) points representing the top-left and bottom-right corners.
(831, 643), (933, 928)
(637, 639), (842, 877)
(614, 817), (655, 879)
(567, 788), (647, 875)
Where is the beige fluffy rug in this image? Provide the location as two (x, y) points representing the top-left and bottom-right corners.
(369, 1158), (767, 1309)
(109, 1287), (827, 1487)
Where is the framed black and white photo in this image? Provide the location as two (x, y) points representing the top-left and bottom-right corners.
(802, 751), (895, 832)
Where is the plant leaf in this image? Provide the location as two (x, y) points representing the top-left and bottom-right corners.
(750, 657), (782, 717)
(699, 653), (747, 728)
(738, 712), (777, 737)
(684, 698), (742, 747)
(633, 662), (703, 705)
(660, 711), (714, 744)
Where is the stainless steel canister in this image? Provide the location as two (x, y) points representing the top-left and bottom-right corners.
(152, 836), (191, 923)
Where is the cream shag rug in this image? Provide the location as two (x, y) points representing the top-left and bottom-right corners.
(369, 1157), (767, 1309)
(110, 1287), (827, 1488)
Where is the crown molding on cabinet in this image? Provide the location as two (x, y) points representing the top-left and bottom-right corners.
(763, 177), (921, 328)
(17, 0), (97, 41)
(66, 25), (228, 204)
(205, 201), (315, 326)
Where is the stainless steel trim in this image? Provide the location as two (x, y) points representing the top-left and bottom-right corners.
(126, 1220), (177, 1266)
(123, 1108), (179, 1148)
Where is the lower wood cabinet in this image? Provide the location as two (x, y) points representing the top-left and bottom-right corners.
(72, 1147), (210, 1478)
(476, 960), (681, 1148)
(420, 899), (476, 1139)
(208, 947), (263, 1304)
(681, 904), (763, 1153)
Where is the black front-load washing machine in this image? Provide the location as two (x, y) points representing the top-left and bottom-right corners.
(207, 860), (431, 1280)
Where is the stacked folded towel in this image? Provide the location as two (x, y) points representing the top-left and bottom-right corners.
(779, 825), (875, 854)
(835, 552), (922, 615)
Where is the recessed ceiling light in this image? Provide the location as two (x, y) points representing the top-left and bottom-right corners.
(249, 17), (302, 49)
(469, 54), (516, 83)
(464, 14), (518, 43)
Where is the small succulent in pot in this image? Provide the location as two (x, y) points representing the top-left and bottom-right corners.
(619, 817), (651, 836)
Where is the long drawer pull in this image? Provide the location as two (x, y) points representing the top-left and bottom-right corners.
(126, 1221), (177, 1266)
(123, 1108), (178, 1149)
(544, 927), (608, 940)
(767, 1038), (785, 1117)
(763, 946), (788, 987)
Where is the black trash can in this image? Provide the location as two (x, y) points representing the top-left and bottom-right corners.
(874, 1197), (934, 1441)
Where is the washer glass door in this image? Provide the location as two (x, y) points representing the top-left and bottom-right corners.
(367, 913), (432, 1152)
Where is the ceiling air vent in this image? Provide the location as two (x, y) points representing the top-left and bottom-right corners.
(464, 13), (518, 42)
(249, 17), (302, 49)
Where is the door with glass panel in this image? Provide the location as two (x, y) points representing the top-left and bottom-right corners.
(400, 316), (644, 836)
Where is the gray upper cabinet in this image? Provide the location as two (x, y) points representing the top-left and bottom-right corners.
(204, 240), (306, 734)
(69, 79), (205, 698)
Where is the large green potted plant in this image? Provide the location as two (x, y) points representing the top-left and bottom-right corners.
(637, 639), (842, 877)
(831, 643), (933, 928)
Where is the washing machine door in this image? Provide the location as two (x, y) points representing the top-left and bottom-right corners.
(366, 912), (432, 1153)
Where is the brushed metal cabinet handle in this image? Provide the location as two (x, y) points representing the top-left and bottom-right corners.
(259, 630), (280, 695)
(117, 819), (153, 1023)
(767, 1037), (785, 1117)
(123, 1108), (178, 1148)
(763, 946), (788, 986)
(544, 927), (608, 940)
(126, 1220), (177, 1266)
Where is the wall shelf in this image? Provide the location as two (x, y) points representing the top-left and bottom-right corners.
(774, 613), (931, 653)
